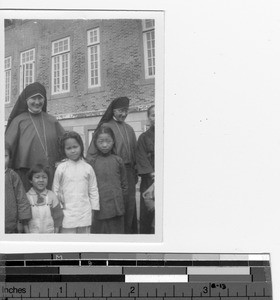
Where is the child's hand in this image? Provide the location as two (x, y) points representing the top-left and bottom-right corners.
(143, 184), (154, 200)
(17, 221), (24, 233)
(144, 198), (154, 212)
(57, 191), (65, 209)
(23, 225), (30, 234)
(143, 183), (155, 212)
(54, 227), (60, 233)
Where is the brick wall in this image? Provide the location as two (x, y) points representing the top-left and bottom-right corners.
(5, 19), (155, 121)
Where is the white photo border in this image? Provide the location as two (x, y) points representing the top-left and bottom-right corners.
(0, 9), (164, 243)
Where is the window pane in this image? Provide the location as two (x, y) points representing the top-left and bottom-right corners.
(143, 29), (155, 78)
(5, 69), (11, 103)
(53, 38), (69, 55)
(88, 44), (100, 87)
(144, 19), (155, 30)
(5, 57), (11, 69)
(88, 28), (99, 45)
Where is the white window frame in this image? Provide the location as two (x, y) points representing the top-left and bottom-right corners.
(87, 28), (101, 88)
(51, 37), (70, 95)
(142, 19), (155, 79)
(20, 48), (35, 92)
(5, 56), (12, 104)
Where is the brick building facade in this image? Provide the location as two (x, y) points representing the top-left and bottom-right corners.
(4, 19), (155, 151)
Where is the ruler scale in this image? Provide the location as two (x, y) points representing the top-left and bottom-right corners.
(0, 253), (272, 299)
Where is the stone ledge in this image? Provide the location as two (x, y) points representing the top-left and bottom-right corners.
(55, 104), (153, 120)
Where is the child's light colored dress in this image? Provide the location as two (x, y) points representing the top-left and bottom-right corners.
(27, 188), (62, 233)
(52, 158), (99, 230)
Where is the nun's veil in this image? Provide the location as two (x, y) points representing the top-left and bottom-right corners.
(6, 82), (47, 131)
(95, 96), (130, 133)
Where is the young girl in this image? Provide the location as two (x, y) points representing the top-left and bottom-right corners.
(86, 97), (137, 234)
(5, 142), (31, 233)
(89, 126), (128, 234)
(27, 164), (63, 233)
(53, 131), (99, 234)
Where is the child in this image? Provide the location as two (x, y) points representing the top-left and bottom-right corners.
(5, 142), (31, 233)
(89, 126), (128, 234)
(136, 105), (155, 234)
(53, 131), (99, 234)
(26, 164), (63, 233)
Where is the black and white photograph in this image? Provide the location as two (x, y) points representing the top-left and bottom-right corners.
(2, 10), (164, 241)
(2, 0), (280, 297)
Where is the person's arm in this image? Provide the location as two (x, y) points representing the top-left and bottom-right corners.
(5, 119), (20, 167)
(143, 183), (155, 212)
(52, 166), (65, 209)
(118, 157), (128, 196)
(136, 134), (154, 176)
(50, 191), (64, 233)
(55, 121), (66, 161)
(88, 165), (100, 211)
(130, 125), (138, 168)
(12, 171), (32, 225)
(22, 220), (30, 233)
(86, 136), (98, 162)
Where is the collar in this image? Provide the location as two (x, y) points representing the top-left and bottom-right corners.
(28, 108), (42, 114)
(113, 116), (124, 123)
(29, 187), (48, 196)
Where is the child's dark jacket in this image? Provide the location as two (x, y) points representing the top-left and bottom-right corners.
(90, 154), (128, 220)
(5, 168), (31, 233)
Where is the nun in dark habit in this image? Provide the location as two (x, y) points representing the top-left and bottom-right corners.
(5, 82), (65, 192)
(86, 97), (138, 234)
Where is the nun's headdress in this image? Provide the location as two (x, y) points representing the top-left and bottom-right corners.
(6, 82), (47, 130)
(99, 96), (130, 125)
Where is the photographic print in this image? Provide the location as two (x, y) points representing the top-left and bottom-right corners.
(2, 10), (164, 242)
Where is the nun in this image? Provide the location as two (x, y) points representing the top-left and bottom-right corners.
(87, 96), (138, 234)
(5, 82), (65, 192)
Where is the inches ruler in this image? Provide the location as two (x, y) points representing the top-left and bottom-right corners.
(0, 252), (273, 300)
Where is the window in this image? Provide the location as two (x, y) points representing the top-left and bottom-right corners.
(52, 37), (70, 95)
(5, 56), (12, 103)
(142, 19), (155, 78)
(20, 48), (35, 92)
(87, 28), (101, 88)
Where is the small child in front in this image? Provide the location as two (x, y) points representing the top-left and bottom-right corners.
(27, 164), (63, 233)
(5, 142), (31, 233)
(53, 131), (100, 233)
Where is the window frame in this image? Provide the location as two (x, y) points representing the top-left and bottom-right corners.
(51, 37), (71, 95)
(5, 56), (12, 104)
(142, 19), (155, 79)
(87, 27), (101, 88)
(20, 48), (35, 92)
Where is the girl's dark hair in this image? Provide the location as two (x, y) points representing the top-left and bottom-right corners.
(147, 104), (155, 116)
(27, 164), (50, 181)
(60, 131), (85, 159)
(93, 125), (116, 154)
(5, 142), (12, 158)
